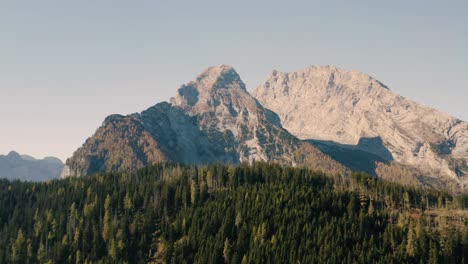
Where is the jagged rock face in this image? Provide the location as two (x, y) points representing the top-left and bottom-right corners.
(171, 65), (262, 162)
(171, 65), (292, 163)
(253, 65), (468, 191)
(64, 65), (348, 177)
(0, 151), (63, 181)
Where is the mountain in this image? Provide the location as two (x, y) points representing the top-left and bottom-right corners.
(0, 151), (63, 181)
(64, 65), (347, 177)
(253, 65), (468, 192)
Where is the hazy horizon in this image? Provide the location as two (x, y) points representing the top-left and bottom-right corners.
(1, 0), (467, 161)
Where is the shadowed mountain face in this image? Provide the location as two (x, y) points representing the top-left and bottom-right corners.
(0, 151), (63, 181)
(253, 65), (468, 192)
(64, 65), (348, 177)
(307, 137), (392, 176)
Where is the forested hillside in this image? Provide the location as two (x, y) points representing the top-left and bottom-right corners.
(0, 163), (466, 263)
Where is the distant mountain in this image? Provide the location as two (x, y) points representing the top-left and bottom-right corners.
(253, 65), (468, 192)
(0, 151), (63, 181)
(64, 65), (347, 177)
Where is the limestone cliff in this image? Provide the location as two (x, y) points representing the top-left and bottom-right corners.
(253, 65), (468, 191)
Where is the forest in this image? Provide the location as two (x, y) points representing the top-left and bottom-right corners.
(0, 162), (467, 263)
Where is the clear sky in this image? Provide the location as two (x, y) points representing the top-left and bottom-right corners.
(1, 0), (467, 161)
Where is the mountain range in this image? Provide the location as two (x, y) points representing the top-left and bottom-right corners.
(64, 65), (346, 178)
(0, 151), (63, 181)
(62, 65), (467, 192)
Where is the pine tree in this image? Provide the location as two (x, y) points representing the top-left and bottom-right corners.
(241, 255), (248, 264)
(428, 241), (438, 264)
(11, 229), (25, 263)
(404, 192), (411, 209)
(347, 195), (357, 216)
(223, 238), (231, 263)
(406, 225), (416, 257)
(124, 193), (133, 211)
(235, 212), (242, 227)
(102, 195), (112, 242)
(37, 242), (46, 263)
(367, 200), (375, 216)
(190, 180), (198, 206)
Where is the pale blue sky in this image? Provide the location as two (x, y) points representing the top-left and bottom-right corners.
(0, 0), (467, 161)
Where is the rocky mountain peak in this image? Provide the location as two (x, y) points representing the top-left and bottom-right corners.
(254, 65), (468, 192)
(198, 64), (245, 90)
(171, 65), (247, 109)
(170, 65), (273, 161)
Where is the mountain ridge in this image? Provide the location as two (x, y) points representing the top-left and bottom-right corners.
(63, 64), (467, 192)
(0, 151), (63, 181)
(64, 65), (348, 178)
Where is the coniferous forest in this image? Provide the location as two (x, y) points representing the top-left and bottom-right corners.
(0, 162), (467, 264)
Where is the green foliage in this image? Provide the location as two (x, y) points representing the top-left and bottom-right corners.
(0, 163), (466, 263)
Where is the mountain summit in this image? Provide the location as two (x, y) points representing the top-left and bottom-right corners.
(64, 65), (347, 177)
(253, 65), (468, 191)
(172, 65), (247, 109)
(170, 65), (288, 163)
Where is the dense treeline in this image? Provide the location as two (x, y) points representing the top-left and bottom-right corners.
(0, 162), (466, 263)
